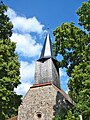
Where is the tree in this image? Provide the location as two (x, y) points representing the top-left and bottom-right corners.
(53, 0), (90, 119)
(76, 0), (90, 31)
(0, 2), (21, 119)
(68, 61), (90, 119)
(65, 110), (79, 120)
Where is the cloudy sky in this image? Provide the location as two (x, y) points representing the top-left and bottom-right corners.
(4, 0), (87, 96)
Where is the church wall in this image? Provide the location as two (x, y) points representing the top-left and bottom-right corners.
(18, 85), (69, 120)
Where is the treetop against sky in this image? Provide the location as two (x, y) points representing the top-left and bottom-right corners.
(2, 0), (88, 95)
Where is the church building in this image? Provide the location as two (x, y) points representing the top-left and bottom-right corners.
(9, 33), (73, 120)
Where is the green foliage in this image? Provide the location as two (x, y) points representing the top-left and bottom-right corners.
(77, 0), (90, 31)
(53, 115), (62, 120)
(0, 2), (22, 119)
(68, 62), (90, 120)
(53, 0), (90, 120)
(0, 2), (13, 39)
(53, 106), (67, 120)
(65, 110), (79, 120)
(53, 22), (89, 76)
(54, 110), (79, 120)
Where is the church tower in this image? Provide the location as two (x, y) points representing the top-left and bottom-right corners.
(17, 33), (73, 120)
(34, 33), (60, 88)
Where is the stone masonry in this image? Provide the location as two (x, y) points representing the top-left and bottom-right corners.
(18, 84), (72, 120)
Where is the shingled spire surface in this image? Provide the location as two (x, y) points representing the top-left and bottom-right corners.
(39, 33), (55, 59)
(34, 33), (60, 88)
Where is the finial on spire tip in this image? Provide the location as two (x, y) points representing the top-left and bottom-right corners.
(47, 27), (50, 35)
(0, 1), (3, 4)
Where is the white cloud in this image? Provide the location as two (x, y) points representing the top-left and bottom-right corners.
(7, 8), (44, 58)
(14, 61), (35, 95)
(13, 16), (44, 34)
(6, 7), (45, 95)
(11, 33), (42, 57)
(20, 61), (35, 83)
(59, 68), (67, 77)
(14, 83), (32, 96)
(65, 90), (68, 94)
(6, 7), (16, 19)
(7, 8), (44, 34)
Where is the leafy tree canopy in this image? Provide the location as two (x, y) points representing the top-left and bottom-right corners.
(0, 2), (22, 119)
(53, 0), (90, 119)
(77, 0), (90, 31)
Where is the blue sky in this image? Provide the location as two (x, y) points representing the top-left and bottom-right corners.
(4, 0), (88, 95)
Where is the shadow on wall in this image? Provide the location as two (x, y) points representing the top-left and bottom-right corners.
(53, 91), (68, 119)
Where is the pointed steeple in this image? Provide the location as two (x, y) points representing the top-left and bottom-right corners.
(39, 33), (54, 59)
(34, 33), (60, 88)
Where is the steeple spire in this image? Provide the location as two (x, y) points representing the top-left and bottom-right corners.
(34, 33), (60, 88)
(39, 33), (54, 59)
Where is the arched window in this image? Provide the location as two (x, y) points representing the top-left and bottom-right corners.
(37, 113), (42, 118)
(34, 112), (42, 120)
